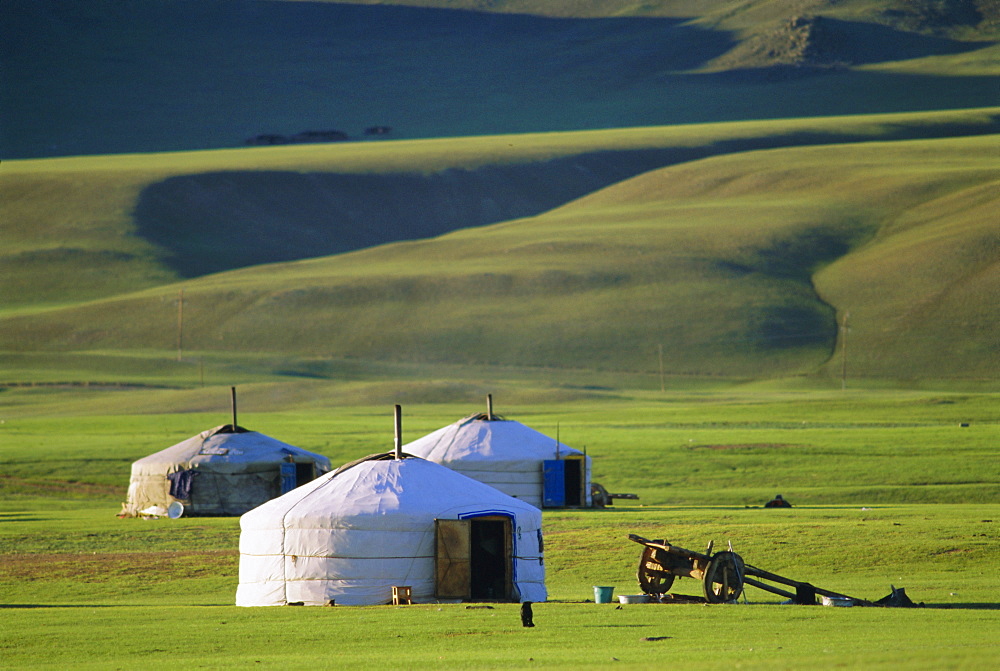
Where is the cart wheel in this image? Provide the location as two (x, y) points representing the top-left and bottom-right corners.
(637, 545), (675, 595)
(703, 551), (744, 603)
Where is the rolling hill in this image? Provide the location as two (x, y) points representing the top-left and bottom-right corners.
(2, 0), (997, 159)
(1, 0), (998, 395)
(2, 113), (998, 388)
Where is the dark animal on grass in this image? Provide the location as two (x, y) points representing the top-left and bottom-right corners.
(245, 134), (288, 145)
(290, 130), (349, 143)
(765, 494), (792, 508)
(520, 601), (534, 627)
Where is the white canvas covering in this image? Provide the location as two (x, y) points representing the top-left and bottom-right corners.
(236, 455), (546, 606)
(403, 415), (592, 508)
(121, 425), (331, 517)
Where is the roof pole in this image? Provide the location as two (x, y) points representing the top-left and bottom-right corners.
(394, 404), (403, 459)
(487, 393), (494, 420)
(231, 386), (238, 428)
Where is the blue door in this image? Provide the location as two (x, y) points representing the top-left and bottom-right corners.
(280, 462), (297, 494)
(542, 460), (566, 507)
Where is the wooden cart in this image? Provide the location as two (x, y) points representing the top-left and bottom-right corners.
(629, 534), (873, 605)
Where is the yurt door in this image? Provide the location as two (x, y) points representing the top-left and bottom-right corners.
(280, 462), (317, 494)
(435, 517), (513, 601)
(542, 457), (585, 507)
(279, 462), (297, 494)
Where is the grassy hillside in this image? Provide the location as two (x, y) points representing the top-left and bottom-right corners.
(3, 118), (997, 387)
(4, 108), (997, 306)
(2, 0), (997, 159)
(2, 1), (998, 391)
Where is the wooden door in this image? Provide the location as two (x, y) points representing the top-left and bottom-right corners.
(435, 519), (471, 599)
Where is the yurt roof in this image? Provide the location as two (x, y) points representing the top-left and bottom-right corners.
(242, 453), (542, 530)
(132, 424), (331, 469)
(403, 414), (584, 466)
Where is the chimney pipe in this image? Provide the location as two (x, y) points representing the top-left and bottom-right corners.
(394, 404), (403, 459)
(486, 393), (494, 420)
(231, 386), (238, 428)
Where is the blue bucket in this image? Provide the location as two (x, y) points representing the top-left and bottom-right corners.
(593, 586), (615, 603)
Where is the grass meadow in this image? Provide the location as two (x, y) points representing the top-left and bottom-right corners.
(1, 387), (998, 668)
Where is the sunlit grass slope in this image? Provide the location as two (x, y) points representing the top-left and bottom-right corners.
(3, 127), (997, 385)
(3, 107), (997, 307)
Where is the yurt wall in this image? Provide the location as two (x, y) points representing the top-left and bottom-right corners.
(236, 454), (546, 606)
(122, 425), (331, 517)
(404, 400), (593, 509)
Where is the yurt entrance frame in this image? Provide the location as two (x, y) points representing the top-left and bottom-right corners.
(279, 461), (317, 494)
(435, 514), (514, 601)
(542, 455), (586, 507)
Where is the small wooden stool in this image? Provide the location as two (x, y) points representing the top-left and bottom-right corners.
(392, 585), (412, 605)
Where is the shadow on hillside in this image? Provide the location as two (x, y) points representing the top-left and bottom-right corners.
(811, 17), (994, 65)
(133, 115), (1000, 278)
(2, 1), (733, 159)
(7, 2), (998, 159)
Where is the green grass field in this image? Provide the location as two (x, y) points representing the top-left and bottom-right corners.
(1, 390), (998, 669)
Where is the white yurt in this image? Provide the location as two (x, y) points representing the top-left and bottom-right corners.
(121, 390), (331, 518)
(236, 409), (546, 606)
(403, 395), (592, 509)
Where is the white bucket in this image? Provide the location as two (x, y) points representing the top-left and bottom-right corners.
(618, 594), (651, 604)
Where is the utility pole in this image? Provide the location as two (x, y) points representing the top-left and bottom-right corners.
(176, 288), (184, 362)
(840, 311), (849, 390)
(658, 343), (665, 393)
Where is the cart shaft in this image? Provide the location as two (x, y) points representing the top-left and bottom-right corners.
(744, 565), (867, 602)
